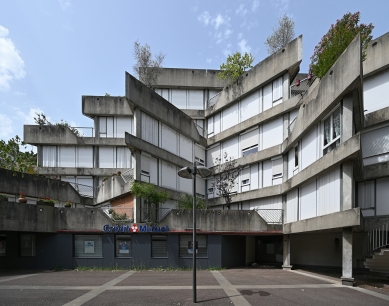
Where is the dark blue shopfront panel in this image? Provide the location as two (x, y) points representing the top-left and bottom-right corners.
(55, 233), (73, 269)
(132, 234), (151, 268)
(221, 235), (246, 268)
(102, 234), (115, 267)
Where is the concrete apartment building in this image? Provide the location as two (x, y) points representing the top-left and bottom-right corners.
(1, 32), (389, 285)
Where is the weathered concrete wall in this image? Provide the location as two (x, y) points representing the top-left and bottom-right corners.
(82, 96), (133, 118)
(155, 68), (227, 89)
(24, 125), (80, 145)
(95, 174), (132, 204)
(363, 31), (389, 77)
(37, 167), (128, 177)
(0, 168), (92, 205)
(364, 106), (389, 127)
(0, 201), (110, 232)
(163, 209), (281, 232)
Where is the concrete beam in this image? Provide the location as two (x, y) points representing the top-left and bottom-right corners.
(364, 106), (389, 128)
(363, 31), (389, 77)
(363, 161), (389, 181)
(24, 125), (80, 146)
(36, 167), (126, 177)
(82, 96), (133, 118)
(125, 132), (192, 168)
(205, 36), (302, 116)
(283, 208), (361, 234)
(125, 72), (207, 147)
(181, 109), (205, 119)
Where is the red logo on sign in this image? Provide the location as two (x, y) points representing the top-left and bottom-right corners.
(131, 223), (139, 232)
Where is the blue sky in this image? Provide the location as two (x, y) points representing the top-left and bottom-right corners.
(0, 0), (388, 144)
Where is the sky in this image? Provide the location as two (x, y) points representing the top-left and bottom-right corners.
(0, 0), (388, 145)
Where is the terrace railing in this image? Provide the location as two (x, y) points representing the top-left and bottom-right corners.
(69, 182), (95, 198)
(71, 127), (94, 137)
(139, 207), (172, 223)
(290, 75), (317, 98)
(254, 209), (283, 225)
(207, 91), (221, 108)
(102, 207), (134, 222)
(364, 220), (389, 258)
(121, 168), (134, 184)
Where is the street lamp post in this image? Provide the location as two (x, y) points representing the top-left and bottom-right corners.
(178, 162), (212, 303)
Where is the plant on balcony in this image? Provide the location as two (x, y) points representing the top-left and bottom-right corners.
(309, 12), (374, 79)
(37, 196), (55, 204)
(18, 191), (27, 203)
(64, 200), (73, 208)
(0, 193), (7, 201)
(218, 51), (254, 82)
(34, 112), (82, 137)
(176, 194), (207, 210)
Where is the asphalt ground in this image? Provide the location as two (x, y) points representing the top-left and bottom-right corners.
(0, 268), (388, 306)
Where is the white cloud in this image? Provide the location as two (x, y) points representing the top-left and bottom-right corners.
(0, 25), (26, 91)
(238, 32), (243, 39)
(272, 0), (290, 14)
(238, 39), (251, 53)
(206, 58), (212, 63)
(224, 29), (233, 39)
(14, 107), (46, 125)
(223, 43), (232, 57)
(198, 11), (211, 26)
(236, 4), (248, 16)
(252, 0), (260, 12)
(58, 0), (70, 10)
(0, 114), (13, 138)
(14, 91), (26, 96)
(213, 14), (226, 30)
(198, 11), (230, 30)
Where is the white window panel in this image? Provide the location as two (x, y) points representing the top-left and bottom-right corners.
(116, 117), (133, 137)
(240, 128), (259, 151)
(262, 116), (283, 150)
(241, 167), (250, 192)
(141, 153), (150, 174)
(376, 177), (389, 216)
(196, 177), (205, 196)
(286, 189), (298, 223)
(171, 89), (187, 109)
(214, 112), (221, 135)
(301, 125), (318, 170)
(162, 89), (169, 101)
(42, 146), (57, 167)
(141, 112), (159, 146)
(262, 159), (272, 187)
(272, 156), (283, 178)
(222, 103), (239, 131)
(107, 117), (114, 137)
(188, 90), (203, 110)
(263, 83), (272, 111)
(195, 145), (205, 162)
(149, 156), (158, 185)
(161, 160), (177, 190)
(207, 116), (214, 136)
(179, 134), (193, 162)
(358, 181), (375, 209)
(179, 176), (192, 193)
(272, 77), (283, 102)
(250, 195), (282, 210)
(117, 147), (131, 168)
(300, 179), (317, 220)
(206, 144), (220, 168)
(161, 124), (178, 155)
(361, 125), (389, 158)
(222, 136), (239, 161)
(99, 147), (115, 168)
(77, 147), (93, 168)
(240, 89), (261, 122)
(207, 179), (215, 199)
(288, 148), (294, 179)
(59, 146), (76, 167)
(363, 69), (389, 114)
(317, 167), (340, 216)
(250, 163), (259, 190)
(99, 117), (107, 136)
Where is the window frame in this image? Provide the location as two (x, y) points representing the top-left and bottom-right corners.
(179, 235), (207, 258)
(74, 234), (103, 258)
(242, 145), (259, 157)
(115, 235), (132, 258)
(322, 105), (341, 155)
(272, 156), (283, 179)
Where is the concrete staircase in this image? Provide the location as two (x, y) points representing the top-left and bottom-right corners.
(364, 248), (389, 275)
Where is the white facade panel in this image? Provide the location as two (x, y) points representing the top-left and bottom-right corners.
(195, 145), (205, 161)
(141, 112), (159, 146)
(262, 159), (272, 187)
(273, 77), (283, 102)
(358, 181), (375, 209)
(116, 147), (131, 168)
(171, 89), (187, 109)
(179, 134), (193, 162)
(206, 144), (220, 168)
(207, 179), (215, 199)
(161, 124), (178, 155)
(288, 148), (294, 179)
(116, 117), (133, 137)
(301, 125), (318, 170)
(222, 103), (239, 131)
(161, 89), (169, 101)
(262, 117), (283, 149)
(207, 116), (214, 136)
(149, 156), (158, 185)
(250, 195), (282, 209)
(188, 90), (203, 110)
(43, 146), (57, 167)
(179, 176), (192, 194)
(99, 147), (115, 168)
(240, 89), (261, 122)
(263, 83), (272, 111)
(196, 177), (206, 196)
(240, 128), (259, 151)
(222, 136), (239, 161)
(363, 69), (389, 114)
(77, 147), (93, 168)
(250, 163), (259, 190)
(161, 160), (177, 190)
(59, 146), (76, 167)
(317, 167), (341, 216)
(286, 189), (298, 223)
(300, 179), (317, 220)
(376, 177), (389, 216)
(214, 112), (221, 135)
(106, 117), (114, 137)
(241, 167), (250, 192)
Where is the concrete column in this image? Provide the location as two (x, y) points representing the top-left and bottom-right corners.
(342, 94), (354, 142)
(342, 161), (354, 211)
(282, 72), (290, 100)
(282, 234), (292, 270)
(341, 227), (354, 286)
(133, 108), (142, 138)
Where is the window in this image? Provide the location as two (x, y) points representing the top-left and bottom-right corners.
(74, 235), (102, 258)
(208, 187), (214, 194)
(294, 145), (299, 168)
(242, 145), (258, 157)
(195, 157), (205, 166)
(241, 167), (250, 192)
(99, 117), (114, 137)
(0, 235), (5, 256)
(20, 235), (35, 257)
(116, 235), (132, 257)
(272, 157), (283, 179)
(179, 235), (207, 257)
(151, 235), (167, 257)
(323, 107), (341, 155)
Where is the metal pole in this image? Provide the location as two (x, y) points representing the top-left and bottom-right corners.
(193, 162), (197, 303)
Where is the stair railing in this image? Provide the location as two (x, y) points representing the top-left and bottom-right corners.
(365, 220), (389, 258)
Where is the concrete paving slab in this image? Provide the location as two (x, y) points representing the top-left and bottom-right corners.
(238, 287), (389, 306)
(221, 268), (332, 285)
(83, 289), (231, 306)
(0, 289), (88, 306)
(115, 271), (219, 286)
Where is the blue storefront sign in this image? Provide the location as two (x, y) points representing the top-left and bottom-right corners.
(103, 223), (169, 233)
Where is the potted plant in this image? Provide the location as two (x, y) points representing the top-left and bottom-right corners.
(64, 200), (73, 208)
(0, 193), (7, 201)
(37, 196), (56, 207)
(19, 192), (27, 203)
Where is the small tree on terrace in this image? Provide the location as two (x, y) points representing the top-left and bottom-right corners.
(265, 14), (295, 55)
(176, 194), (207, 210)
(133, 40), (165, 88)
(211, 153), (243, 207)
(218, 51), (254, 82)
(310, 12), (374, 79)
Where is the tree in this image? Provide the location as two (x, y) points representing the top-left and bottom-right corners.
(131, 181), (169, 206)
(218, 52), (254, 82)
(265, 14), (295, 55)
(310, 12), (374, 79)
(176, 194), (207, 210)
(133, 40), (165, 88)
(0, 135), (36, 175)
(211, 153), (243, 207)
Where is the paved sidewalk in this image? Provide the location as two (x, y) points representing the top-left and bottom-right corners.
(0, 268), (388, 305)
